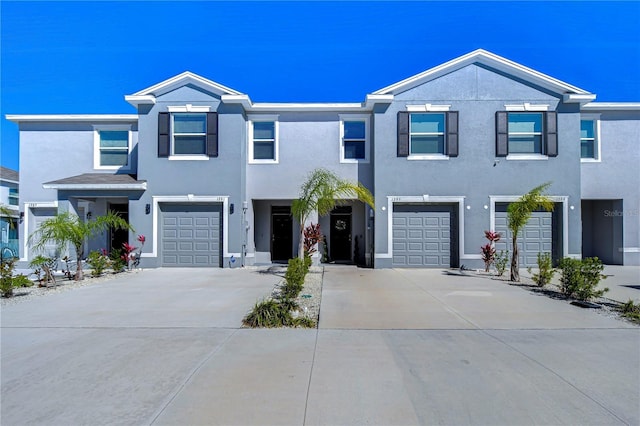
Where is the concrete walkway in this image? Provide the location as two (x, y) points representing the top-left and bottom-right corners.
(1, 266), (638, 425)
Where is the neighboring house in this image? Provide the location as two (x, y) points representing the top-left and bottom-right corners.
(7, 49), (640, 268)
(0, 166), (20, 256)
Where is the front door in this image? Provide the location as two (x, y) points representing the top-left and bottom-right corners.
(330, 212), (352, 262)
(271, 207), (292, 262)
(109, 203), (129, 252)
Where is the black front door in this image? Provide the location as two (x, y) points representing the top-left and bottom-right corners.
(109, 203), (129, 252)
(271, 207), (292, 262)
(330, 213), (352, 262)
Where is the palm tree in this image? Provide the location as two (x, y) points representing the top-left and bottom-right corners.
(28, 211), (132, 281)
(292, 168), (374, 260)
(507, 182), (554, 282)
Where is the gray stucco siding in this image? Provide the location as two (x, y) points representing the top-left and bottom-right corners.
(373, 65), (582, 268)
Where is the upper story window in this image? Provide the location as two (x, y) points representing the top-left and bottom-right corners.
(8, 188), (18, 206)
(173, 114), (206, 155)
(495, 111), (557, 158)
(397, 111), (458, 159)
(580, 119), (599, 160)
(94, 126), (132, 170)
(158, 110), (218, 160)
(248, 115), (279, 163)
(340, 115), (370, 163)
(508, 113), (543, 154)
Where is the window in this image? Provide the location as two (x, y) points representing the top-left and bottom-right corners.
(99, 131), (129, 166)
(340, 115), (369, 162)
(94, 126), (132, 169)
(495, 111), (557, 158)
(8, 188), (18, 206)
(248, 115), (279, 163)
(508, 113), (543, 154)
(397, 111), (458, 158)
(158, 111), (217, 159)
(410, 113), (445, 155)
(173, 114), (206, 155)
(581, 120), (597, 159)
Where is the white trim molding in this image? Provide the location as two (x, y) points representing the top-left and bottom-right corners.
(6, 114), (138, 123)
(338, 114), (370, 164)
(22, 201), (59, 261)
(489, 195), (569, 259)
(504, 103), (550, 112)
(375, 195), (467, 261)
(406, 104), (451, 112)
(167, 104), (212, 113)
(142, 195), (230, 262)
(247, 114), (280, 164)
(92, 124), (133, 171)
(580, 115), (602, 163)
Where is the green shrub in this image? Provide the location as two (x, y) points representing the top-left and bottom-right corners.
(285, 258), (307, 287)
(558, 257), (608, 301)
(29, 255), (56, 285)
(495, 250), (509, 277)
(1, 257), (16, 297)
(109, 249), (126, 273)
(87, 250), (110, 277)
(291, 317), (316, 328)
(303, 255), (312, 273)
(620, 299), (640, 322)
(242, 299), (292, 328)
(528, 252), (555, 287)
(12, 274), (33, 288)
(277, 297), (300, 313)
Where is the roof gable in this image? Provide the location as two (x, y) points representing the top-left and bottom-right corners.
(125, 71), (244, 106)
(372, 49), (595, 103)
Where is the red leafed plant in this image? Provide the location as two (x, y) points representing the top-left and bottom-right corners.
(481, 230), (501, 272)
(122, 242), (137, 270)
(303, 223), (322, 257)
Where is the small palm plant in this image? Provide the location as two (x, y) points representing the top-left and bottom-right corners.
(28, 211), (132, 281)
(507, 183), (554, 282)
(292, 168), (374, 260)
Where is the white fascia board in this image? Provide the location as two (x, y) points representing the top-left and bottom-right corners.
(563, 94), (597, 104)
(372, 49), (592, 97)
(220, 94), (252, 109)
(42, 183), (147, 190)
(129, 71), (244, 98)
(0, 178), (19, 185)
(364, 94), (394, 108)
(124, 95), (156, 107)
(583, 102), (640, 111)
(6, 114), (138, 123)
(247, 102), (367, 112)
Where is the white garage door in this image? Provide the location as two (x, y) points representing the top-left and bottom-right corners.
(161, 204), (222, 267)
(393, 204), (454, 268)
(495, 207), (553, 267)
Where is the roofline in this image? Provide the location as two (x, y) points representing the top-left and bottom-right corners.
(126, 71), (244, 106)
(372, 49), (593, 98)
(220, 94), (394, 112)
(582, 102), (640, 111)
(42, 182), (147, 190)
(6, 114), (138, 123)
(0, 178), (19, 184)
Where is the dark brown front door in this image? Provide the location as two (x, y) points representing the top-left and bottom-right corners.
(330, 213), (352, 262)
(271, 207), (292, 262)
(109, 203), (129, 252)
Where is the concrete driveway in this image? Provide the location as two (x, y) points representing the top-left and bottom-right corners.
(2, 266), (638, 425)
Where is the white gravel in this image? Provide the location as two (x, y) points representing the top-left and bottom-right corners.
(1, 271), (137, 307)
(266, 265), (323, 325)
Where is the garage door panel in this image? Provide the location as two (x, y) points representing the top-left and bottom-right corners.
(161, 204), (222, 267)
(495, 209), (553, 267)
(393, 206), (452, 268)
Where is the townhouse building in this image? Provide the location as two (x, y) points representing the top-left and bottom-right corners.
(0, 166), (20, 256)
(7, 50), (640, 269)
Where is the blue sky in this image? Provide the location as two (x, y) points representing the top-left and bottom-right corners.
(2, 1), (639, 171)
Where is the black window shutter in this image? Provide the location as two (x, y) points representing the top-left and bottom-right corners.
(446, 111), (459, 157)
(206, 112), (218, 157)
(158, 112), (170, 158)
(397, 111), (409, 157)
(545, 111), (558, 157)
(495, 111), (508, 157)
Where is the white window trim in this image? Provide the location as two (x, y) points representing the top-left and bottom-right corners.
(339, 114), (370, 163)
(93, 125), (132, 170)
(406, 104), (451, 112)
(580, 115), (602, 163)
(248, 114), (279, 164)
(506, 154), (548, 161)
(170, 112), (208, 159)
(167, 104), (211, 113)
(505, 103), (550, 112)
(408, 112), (449, 159)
